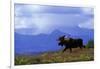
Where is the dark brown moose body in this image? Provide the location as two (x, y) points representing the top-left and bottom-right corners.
(58, 35), (84, 52)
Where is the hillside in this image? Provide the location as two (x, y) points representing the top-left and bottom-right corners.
(15, 48), (94, 65)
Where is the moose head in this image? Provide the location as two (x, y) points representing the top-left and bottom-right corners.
(57, 35), (66, 46)
(57, 35), (71, 47)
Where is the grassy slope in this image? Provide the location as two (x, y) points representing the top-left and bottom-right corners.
(15, 48), (94, 65)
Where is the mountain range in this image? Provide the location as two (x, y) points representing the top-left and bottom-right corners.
(15, 29), (94, 54)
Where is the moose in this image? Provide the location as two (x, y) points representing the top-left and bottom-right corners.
(58, 35), (84, 53)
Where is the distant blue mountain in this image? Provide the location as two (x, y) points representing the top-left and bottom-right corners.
(15, 30), (65, 54)
(15, 29), (94, 54)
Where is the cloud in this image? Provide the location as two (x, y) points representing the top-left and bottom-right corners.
(15, 4), (45, 17)
(78, 8), (94, 29)
(14, 4), (94, 35)
(81, 7), (94, 15)
(15, 4), (93, 17)
(78, 19), (94, 29)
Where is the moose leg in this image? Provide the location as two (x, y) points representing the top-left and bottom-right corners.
(79, 45), (84, 50)
(79, 46), (82, 49)
(69, 48), (72, 53)
(62, 47), (67, 52)
(83, 45), (85, 48)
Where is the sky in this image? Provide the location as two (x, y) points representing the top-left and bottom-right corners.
(14, 4), (94, 35)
